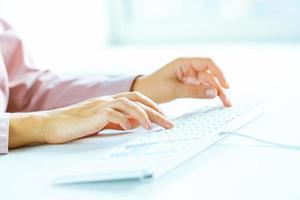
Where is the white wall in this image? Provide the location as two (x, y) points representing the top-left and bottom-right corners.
(0, 0), (109, 71)
(1, 1), (300, 78)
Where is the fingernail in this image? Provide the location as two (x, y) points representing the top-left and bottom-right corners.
(164, 119), (175, 128)
(126, 123), (132, 130)
(145, 120), (152, 130)
(226, 97), (232, 107)
(206, 89), (217, 98)
(225, 80), (230, 88)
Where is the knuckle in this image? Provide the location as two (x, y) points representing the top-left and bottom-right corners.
(117, 97), (135, 109)
(118, 97), (130, 104)
(204, 57), (213, 63)
(131, 91), (141, 98)
(104, 108), (114, 117)
(174, 57), (186, 62)
(198, 72), (206, 79)
(208, 75), (215, 82)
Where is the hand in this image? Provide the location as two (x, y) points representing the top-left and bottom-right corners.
(9, 92), (174, 148)
(133, 57), (231, 107)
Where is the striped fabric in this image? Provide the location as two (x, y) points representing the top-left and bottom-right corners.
(0, 113), (9, 154)
(0, 18), (137, 154)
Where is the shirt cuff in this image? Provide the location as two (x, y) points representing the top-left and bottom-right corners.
(102, 75), (142, 94)
(0, 113), (10, 155)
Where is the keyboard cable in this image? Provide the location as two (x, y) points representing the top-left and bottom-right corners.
(219, 132), (300, 151)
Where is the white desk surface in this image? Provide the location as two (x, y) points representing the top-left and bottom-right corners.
(1, 45), (300, 200)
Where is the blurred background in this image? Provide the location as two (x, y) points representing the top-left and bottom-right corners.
(2, 2), (300, 198)
(0, 0), (299, 91)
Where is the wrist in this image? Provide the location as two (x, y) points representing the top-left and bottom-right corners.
(131, 75), (145, 91)
(132, 75), (154, 99)
(9, 112), (47, 148)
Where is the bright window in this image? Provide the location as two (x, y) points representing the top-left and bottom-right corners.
(107, 0), (300, 45)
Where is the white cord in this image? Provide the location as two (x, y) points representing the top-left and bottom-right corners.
(219, 132), (300, 151)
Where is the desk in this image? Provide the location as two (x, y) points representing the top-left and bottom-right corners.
(1, 45), (300, 200)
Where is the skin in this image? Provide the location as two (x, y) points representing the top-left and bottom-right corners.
(9, 57), (231, 149)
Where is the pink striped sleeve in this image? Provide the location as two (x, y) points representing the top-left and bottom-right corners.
(1, 20), (140, 112)
(0, 113), (10, 155)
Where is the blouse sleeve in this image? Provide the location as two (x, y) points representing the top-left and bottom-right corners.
(0, 113), (10, 154)
(1, 20), (138, 112)
(0, 18), (139, 154)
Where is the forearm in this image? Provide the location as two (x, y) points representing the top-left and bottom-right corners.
(9, 112), (47, 148)
(8, 72), (139, 112)
(132, 74), (177, 103)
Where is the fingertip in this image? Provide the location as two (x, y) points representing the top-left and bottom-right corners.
(164, 119), (175, 129)
(219, 80), (229, 89)
(224, 82), (230, 89)
(223, 96), (232, 107)
(143, 120), (152, 130)
(121, 122), (132, 130)
(217, 75), (229, 89)
(225, 101), (232, 107)
(218, 92), (230, 107)
(127, 122), (132, 130)
(227, 100), (232, 107)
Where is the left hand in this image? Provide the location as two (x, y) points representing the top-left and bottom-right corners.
(9, 91), (174, 148)
(132, 57), (231, 107)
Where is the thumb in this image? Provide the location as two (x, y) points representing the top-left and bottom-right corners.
(177, 84), (218, 99)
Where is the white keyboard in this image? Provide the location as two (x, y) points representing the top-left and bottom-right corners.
(55, 100), (264, 184)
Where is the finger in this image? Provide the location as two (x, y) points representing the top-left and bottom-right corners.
(104, 123), (123, 130)
(175, 66), (184, 82)
(189, 57), (229, 89)
(113, 91), (164, 115)
(105, 97), (152, 130)
(102, 108), (131, 130)
(197, 72), (223, 91)
(206, 59), (229, 89)
(138, 103), (174, 129)
(128, 118), (140, 129)
(176, 65), (201, 85)
(197, 71), (232, 106)
(177, 83), (218, 99)
(178, 81), (231, 107)
(105, 118), (140, 130)
(218, 89), (232, 107)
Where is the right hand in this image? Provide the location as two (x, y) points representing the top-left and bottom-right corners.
(133, 57), (231, 106)
(9, 92), (174, 148)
